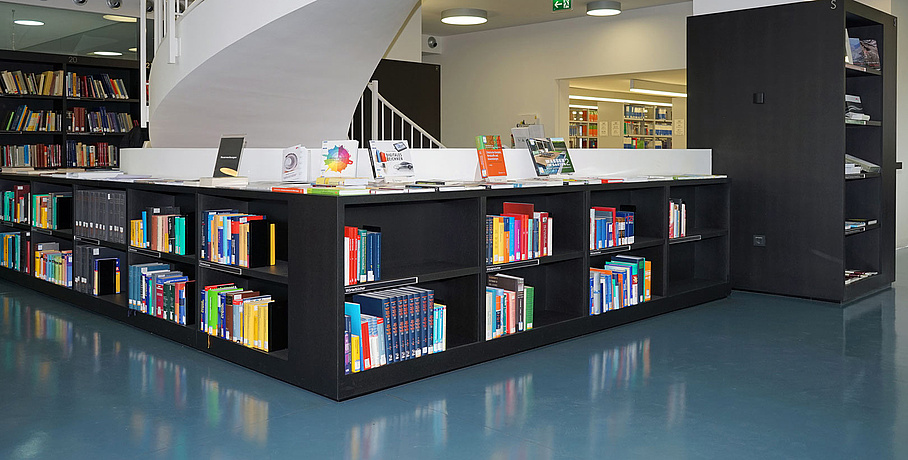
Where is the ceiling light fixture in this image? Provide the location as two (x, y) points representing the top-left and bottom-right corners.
(103, 14), (137, 22)
(13, 19), (44, 26)
(586, 1), (621, 16)
(570, 94), (673, 107)
(440, 8), (488, 25)
(92, 51), (123, 56)
(569, 104), (599, 110)
(128, 47), (138, 52)
(629, 79), (687, 98)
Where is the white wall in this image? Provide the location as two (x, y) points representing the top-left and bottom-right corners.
(424, 2), (691, 148)
(894, 0), (908, 247)
(384, 4), (422, 62)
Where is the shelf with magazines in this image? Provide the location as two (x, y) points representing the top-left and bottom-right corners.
(0, 173), (729, 400)
(689, 0), (894, 303)
(0, 50), (140, 170)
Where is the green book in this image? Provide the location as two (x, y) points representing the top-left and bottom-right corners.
(524, 285), (534, 330)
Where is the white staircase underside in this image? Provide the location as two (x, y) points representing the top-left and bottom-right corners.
(149, 0), (418, 148)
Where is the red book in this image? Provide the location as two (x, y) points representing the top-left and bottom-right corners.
(361, 321), (372, 370)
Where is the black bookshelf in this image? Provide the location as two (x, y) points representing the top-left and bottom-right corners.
(688, 0), (895, 303)
(0, 50), (140, 168)
(0, 174), (729, 400)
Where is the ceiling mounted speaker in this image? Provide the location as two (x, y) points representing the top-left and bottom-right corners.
(73, 0), (87, 5)
(107, 0), (122, 8)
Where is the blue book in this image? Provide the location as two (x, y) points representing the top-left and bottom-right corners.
(352, 293), (396, 364)
(344, 302), (363, 370)
(141, 211), (148, 248)
(344, 315), (352, 374)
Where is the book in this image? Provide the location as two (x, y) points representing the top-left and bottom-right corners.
(368, 140), (414, 180)
(849, 37), (881, 70)
(845, 95), (870, 121)
(212, 135), (246, 178)
(282, 145), (307, 182)
(526, 138), (566, 176)
(475, 135), (508, 179)
(548, 137), (575, 174)
(321, 140), (359, 178)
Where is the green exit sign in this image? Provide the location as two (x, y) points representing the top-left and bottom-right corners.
(553, 0), (572, 11)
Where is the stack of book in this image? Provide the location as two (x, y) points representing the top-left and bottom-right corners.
(73, 245), (121, 296)
(200, 284), (275, 352)
(201, 210), (276, 268)
(343, 226), (381, 286)
(65, 73), (130, 99)
(74, 190), (126, 244)
(1, 144), (64, 168)
(0, 232), (24, 271)
(34, 242), (72, 287)
(30, 192), (72, 230)
(590, 255), (651, 315)
(345, 286), (446, 374)
(67, 107), (135, 133)
(845, 270), (878, 285)
(845, 218), (877, 232)
(590, 206), (635, 250)
(0, 70), (64, 96)
(669, 198), (687, 238)
(485, 273), (534, 340)
(4, 106), (63, 132)
(486, 202), (552, 265)
(129, 263), (189, 325)
(65, 141), (119, 168)
(2, 185), (30, 223)
(130, 206), (188, 255)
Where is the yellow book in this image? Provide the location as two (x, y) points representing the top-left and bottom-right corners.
(259, 301), (268, 352)
(351, 335), (361, 373)
(496, 217), (505, 263)
(238, 222), (247, 267)
(492, 216), (501, 264)
(644, 260), (652, 302)
(251, 301), (261, 350)
(269, 223), (276, 266)
(263, 302), (270, 352)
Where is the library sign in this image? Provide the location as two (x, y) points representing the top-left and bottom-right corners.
(553, 0), (571, 11)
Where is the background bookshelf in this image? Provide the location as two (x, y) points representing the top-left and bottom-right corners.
(623, 104), (672, 149)
(0, 174), (729, 400)
(688, 0), (895, 302)
(0, 50), (140, 169)
(569, 108), (598, 148)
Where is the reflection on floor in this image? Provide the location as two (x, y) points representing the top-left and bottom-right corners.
(2, 250), (908, 459)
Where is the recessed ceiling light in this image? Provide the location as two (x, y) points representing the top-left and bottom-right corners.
(587, 1), (622, 16)
(441, 8), (488, 25)
(92, 51), (123, 56)
(102, 14), (137, 22)
(128, 47), (138, 52)
(14, 20), (44, 26)
(570, 94), (673, 107)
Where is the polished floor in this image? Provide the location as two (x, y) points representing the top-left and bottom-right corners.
(2, 255), (908, 460)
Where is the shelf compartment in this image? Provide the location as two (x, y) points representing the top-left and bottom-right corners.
(668, 228), (727, 244)
(128, 188), (197, 258)
(486, 191), (587, 254)
(489, 257), (587, 327)
(592, 243), (665, 299)
(668, 182), (730, 232)
(667, 235), (728, 296)
(845, 221), (879, 236)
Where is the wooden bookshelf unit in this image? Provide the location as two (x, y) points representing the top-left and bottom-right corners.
(688, 0), (895, 303)
(0, 174), (729, 400)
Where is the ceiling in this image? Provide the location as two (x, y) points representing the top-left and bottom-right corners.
(570, 68), (687, 93)
(0, 0), (139, 58)
(422, 0), (687, 36)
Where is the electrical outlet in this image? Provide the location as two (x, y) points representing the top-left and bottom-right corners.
(753, 235), (766, 247)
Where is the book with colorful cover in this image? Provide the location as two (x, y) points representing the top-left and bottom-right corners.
(548, 137), (575, 174)
(368, 140), (415, 180)
(475, 135), (508, 179)
(526, 138), (566, 176)
(320, 140), (359, 178)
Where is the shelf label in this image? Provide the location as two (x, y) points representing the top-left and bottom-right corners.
(344, 277), (419, 295)
(200, 261), (243, 276)
(33, 228), (52, 236)
(590, 245), (632, 256)
(669, 235), (703, 244)
(129, 247), (162, 258)
(553, 0), (571, 11)
(75, 236), (101, 245)
(487, 258), (541, 273)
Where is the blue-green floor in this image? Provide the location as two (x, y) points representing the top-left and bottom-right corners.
(3, 253), (908, 459)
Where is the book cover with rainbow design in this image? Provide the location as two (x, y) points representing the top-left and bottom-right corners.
(320, 140), (359, 178)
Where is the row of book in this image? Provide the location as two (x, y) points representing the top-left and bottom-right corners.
(73, 245), (121, 296)
(66, 141), (119, 168)
(4, 106), (62, 132)
(568, 123), (597, 137)
(570, 137), (598, 149)
(668, 198), (687, 239)
(0, 70), (63, 96)
(845, 270), (878, 285)
(129, 263), (190, 325)
(623, 138), (670, 149)
(129, 206), (188, 255)
(486, 273), (534, 340)
(2, 185), (29, 223)
(201, 210), (276, 268)
(68, 107), (135, 133)
(34, 241), (72, 287)
(74, 189), (126, 244)
(201, 283), (275, 352)
(590, 206), (635, 250)
(590, 255), (652, 315)
(655, 107), (671, 120)
(0, 231), (24, 271)
(486, 202), (552, 265)
(67, 73), (130, 100)
(344, 286), (447, 374)
(624, 105), (648, 119)
(31, 192), (72, 230)
(343, 226), (382, 286)
(2, 144), (64, 168)
(569, 109), (598, 122)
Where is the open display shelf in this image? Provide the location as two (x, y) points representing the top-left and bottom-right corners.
(688, 0), (894, 303)
(0, 174), (729, 400)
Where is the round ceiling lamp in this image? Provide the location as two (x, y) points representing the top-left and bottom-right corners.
(441, 8), (488, 26)
(587, 1), (621, 16)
